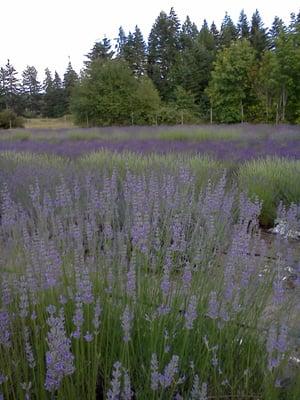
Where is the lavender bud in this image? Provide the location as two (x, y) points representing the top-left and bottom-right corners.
(150, 353), (159, 391)
(185, 295), (197, 330)
(207, 291), (219, 320)
(121, 305), (133, 343)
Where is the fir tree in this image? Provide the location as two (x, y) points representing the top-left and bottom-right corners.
(85, 37), (114, 68)
(116, 26), (127, 57)
(180, 16), (198, 50)
(210, 22), (220, 48)
(0, 60), (20, 111)
(220, 12), (238, 47)
(237, 9), (250, 39)
(147, 8), (181, 100)
(123, 26), (147, 76)
(63, 61), (78, 112)
(21, 65), (42, 115)
(269, 17), (286, 50)
(250, 10), (268, 57)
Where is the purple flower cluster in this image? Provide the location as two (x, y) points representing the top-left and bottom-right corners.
(150, 353), (180, 390)
(44, 307), (75, 392)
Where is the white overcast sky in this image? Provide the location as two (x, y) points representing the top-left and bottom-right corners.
(1, 0), (299, 81)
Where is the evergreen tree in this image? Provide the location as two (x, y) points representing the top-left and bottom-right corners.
(269, 17), (286, 50)
(250, 10), (268, 57)
(43, 68), (53, 92)
(147, 8), (181, 100)
(198, 20), (215, 50)
(210, 22), (220, 48)
(175, 20), (216, 118)
(0, 67), (8, 110)
(21, 65), (42, 115)
(220, 12), (238, 47)
(63, 61), (78, 112)
(180, 16), (198, 50)
(42, 69), (66, 117)
(116, 26), (127, 57)
(0, 60), (20, 111)
(123, 26), (147, 76)
(84, 37), (114, 68)
(237, 9), (250, 39)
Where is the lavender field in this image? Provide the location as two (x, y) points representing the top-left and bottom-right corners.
(0, 126), (300, 399)
(0, 124), (300, 160)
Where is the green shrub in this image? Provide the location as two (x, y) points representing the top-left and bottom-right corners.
(0, 109), (24, 129)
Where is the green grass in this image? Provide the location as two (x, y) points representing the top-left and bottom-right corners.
(239, 157), (300, 227)
(24, 116), (76, 129)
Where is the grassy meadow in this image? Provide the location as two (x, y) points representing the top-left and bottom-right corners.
(0, 124), (300, 399)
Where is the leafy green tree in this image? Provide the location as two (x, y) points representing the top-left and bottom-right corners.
(173, 85), (197, 112)
(71, 59), (160, 126)
(207, 39), (256, 122)
(132, 76), (161, 124)
(21, 65), (42, 116)
(255, 51), (280, 121)
(250, 10), (268, 57)
(220, 12), (238, 47)
(147, 8), (181, 100)
(237, 9), (250, 39)
(274, 30), (300, 122)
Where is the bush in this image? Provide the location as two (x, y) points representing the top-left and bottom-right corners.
(155, 105), (200, 125)
(71, 60), (160, 127)
(0, 109), (24, 129)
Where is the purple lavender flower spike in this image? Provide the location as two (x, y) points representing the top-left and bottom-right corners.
(121, 305), (133, 343)
(159, 355), (180, 388)
(207, 291), (219, 320)
(0, 310), (11, 348)
(107, 361), (122, 400)
(185, 295), (198, 330)
(44, 308), (75, 392)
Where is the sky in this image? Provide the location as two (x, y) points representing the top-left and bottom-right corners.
(1, 0), (299, 81)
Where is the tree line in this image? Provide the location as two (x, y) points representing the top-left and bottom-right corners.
(1, 8), (300, 126)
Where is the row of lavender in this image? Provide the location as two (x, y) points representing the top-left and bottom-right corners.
(1, 137), (300, 160)
(0, 124), (300, 160)
(0, 160), (299, 399)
